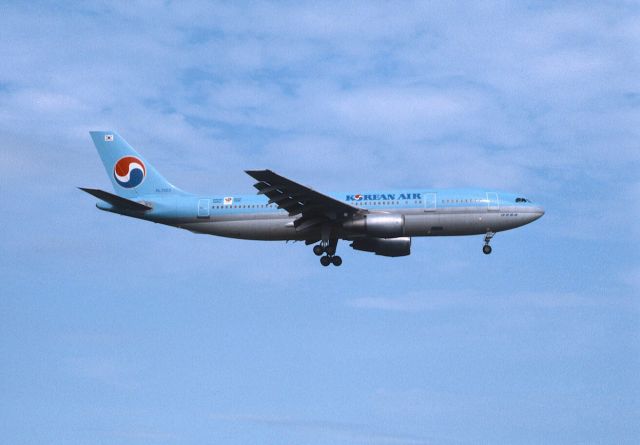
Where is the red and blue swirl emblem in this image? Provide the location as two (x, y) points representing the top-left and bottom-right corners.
(113, 156), (146, 188)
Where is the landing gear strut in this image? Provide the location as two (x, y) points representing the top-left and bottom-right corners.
(483, 231), (495, 255)
(314, 225), (342, 266)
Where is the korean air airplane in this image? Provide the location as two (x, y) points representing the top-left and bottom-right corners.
(81, 131), (544, 266)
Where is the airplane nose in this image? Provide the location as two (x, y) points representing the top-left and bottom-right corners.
(531, 206), (545, 221)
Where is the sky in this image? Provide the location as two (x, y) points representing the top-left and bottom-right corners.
(1, 1), (639, 444)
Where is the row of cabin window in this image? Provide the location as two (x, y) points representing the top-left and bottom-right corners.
(356, 199), (486, 206)
(217, 201), (420, 208)
(352, 201), (414, 206)
(213, 204), (279, 209)
(216, 201), (425, 209)
(442, 199), (485, 203)
(214, 199), (490, 209)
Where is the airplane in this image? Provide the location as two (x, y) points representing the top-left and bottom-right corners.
(80, 131), (545, 266)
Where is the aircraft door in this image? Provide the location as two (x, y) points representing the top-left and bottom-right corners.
(198, 199), (211, 218)
(423, 193), (436, 211)
(486, 192), (499, 211)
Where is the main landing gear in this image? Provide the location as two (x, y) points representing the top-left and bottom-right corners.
(313, 243), (342, 266)
(313, 227), (342, 266)
(483, 231), (495, 255)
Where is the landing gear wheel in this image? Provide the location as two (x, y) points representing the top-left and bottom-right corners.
(332, 256), (343, 266)
(320, 256), (331, 267)
(313, 245), (325, 256)
(483, 245), (492, 255)
(325, 245), (336, 256)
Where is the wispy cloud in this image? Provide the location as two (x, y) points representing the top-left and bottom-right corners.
(1, 2), (638, 192)
(347, 290), (631, 313)
(108, 430), (179, 441)
(210, 413), (440, 445)
(621, 266), (640, 291)
(65, 356), (139, 389)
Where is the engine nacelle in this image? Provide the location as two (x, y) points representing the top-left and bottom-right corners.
(342, 213), (405, 238)
(350, 237), (411, 257)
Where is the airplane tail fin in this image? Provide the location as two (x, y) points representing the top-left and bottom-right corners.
(89, 131), (183, 198)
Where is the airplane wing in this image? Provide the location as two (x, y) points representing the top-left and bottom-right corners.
(245, 169), (363, 232)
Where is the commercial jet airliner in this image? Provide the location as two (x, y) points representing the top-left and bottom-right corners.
(80, 131), (544, 266)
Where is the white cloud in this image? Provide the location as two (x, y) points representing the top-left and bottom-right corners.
(2, 2), (638, 178)
(209, 412), (432, 445)
(65, 356), (138, 389)
(621, 266), (640, 291)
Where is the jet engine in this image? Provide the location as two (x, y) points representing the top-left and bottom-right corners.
(350, 237), (411, 257)
(342, 213), (405, 238)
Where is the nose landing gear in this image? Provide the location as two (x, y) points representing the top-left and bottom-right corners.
(483, 231), (495, 255)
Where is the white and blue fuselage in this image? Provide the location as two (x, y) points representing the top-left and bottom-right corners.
(111, 189), (543, 241)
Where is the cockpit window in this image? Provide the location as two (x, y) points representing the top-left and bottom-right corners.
(515, 197), (531, 203)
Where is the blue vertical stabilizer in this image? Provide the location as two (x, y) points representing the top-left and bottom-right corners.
(89, 131), (182, 198)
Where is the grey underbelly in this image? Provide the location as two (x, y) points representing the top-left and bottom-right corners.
(181, 217), (309, 240)
(404, 212), (525, 236)
(177, 211), (529, 240)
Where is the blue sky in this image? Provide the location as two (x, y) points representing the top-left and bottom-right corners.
(1, 1), (639, 444)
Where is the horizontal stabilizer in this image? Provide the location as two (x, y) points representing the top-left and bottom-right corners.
(79, 187), (152, 211)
